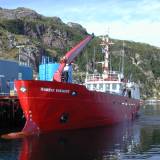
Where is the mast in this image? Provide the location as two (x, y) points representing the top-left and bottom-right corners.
(121, 41), (125, 75)
(93, 46), (96, 72)
(100, 35), (114, 79)
(119, 41), (125, 80)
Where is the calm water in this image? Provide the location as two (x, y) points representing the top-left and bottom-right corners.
(1, 104), (160, 160)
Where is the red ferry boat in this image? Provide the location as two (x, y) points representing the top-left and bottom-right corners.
(6, 34), (141, 137)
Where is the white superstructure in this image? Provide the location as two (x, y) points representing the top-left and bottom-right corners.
(84, 35), (140, 100)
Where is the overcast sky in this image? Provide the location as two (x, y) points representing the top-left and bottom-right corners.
(0, 0), (160, 47)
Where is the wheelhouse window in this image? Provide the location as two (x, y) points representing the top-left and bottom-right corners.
(112, 83), (117, 90)
(99, 84), (103, 90)
(93, 84), (97, 90)
(105, 84), (110, 91)
(87, 84), (91, 89)
(119, 84), (123, 90)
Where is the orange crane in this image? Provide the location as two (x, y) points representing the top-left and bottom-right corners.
(53, 34), (94, 82)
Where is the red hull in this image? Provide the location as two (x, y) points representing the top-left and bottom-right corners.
(15, 80), (140, 135)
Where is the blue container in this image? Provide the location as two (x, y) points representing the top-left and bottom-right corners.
(19, 65), (33, 80)
(0, 59), (33, 94)
(0, 59), (18, 94)
(39, 63), (59, 81)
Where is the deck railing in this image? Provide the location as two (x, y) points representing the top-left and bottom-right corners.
(85, 74), (104, 81)
(85, 71), (121, 82)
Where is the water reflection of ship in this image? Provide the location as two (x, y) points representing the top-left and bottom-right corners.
(18, 122), (137, 160)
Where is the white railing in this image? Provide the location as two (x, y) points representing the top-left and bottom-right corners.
(85, 74), (104, 82)
(85, 71), (121, 82)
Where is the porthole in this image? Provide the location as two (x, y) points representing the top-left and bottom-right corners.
(60, 113), (69, 123)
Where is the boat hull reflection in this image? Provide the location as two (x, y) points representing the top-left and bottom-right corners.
(18, 122), (135, 160)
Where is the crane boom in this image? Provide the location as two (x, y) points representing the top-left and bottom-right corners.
(53, 34), (94, 82)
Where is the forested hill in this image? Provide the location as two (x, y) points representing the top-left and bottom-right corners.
(0, 7), (160, 99)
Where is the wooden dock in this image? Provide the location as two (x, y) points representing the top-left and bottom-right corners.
(0, 96), (25, 129)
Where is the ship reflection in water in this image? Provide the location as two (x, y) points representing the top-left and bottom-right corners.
(18, 123), (134, 160)
(1, 104), (160, 160)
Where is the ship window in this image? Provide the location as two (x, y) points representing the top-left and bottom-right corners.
(87, 84), (91, 89)
(105, 84), (110, 91)
(60, 113), (69, 123)
(119, 84), (123, 90)
(112, 84), (117, 90)
(93, 84), (97, 90)
(99, 84), (103, 90)
(116, 83), (121, 91)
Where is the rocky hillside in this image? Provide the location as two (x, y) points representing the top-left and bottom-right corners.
(0, 7), (87, 71)
(0, 7), (160, 99)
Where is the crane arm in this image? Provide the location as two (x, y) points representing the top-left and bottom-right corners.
(53, 34), (94, 82)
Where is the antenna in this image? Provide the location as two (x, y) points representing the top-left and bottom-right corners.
(86, 50), (88, 73)
(93, 47), (96, 72)
(121, 41), (125, 75)
(85, 49), (89, 81)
